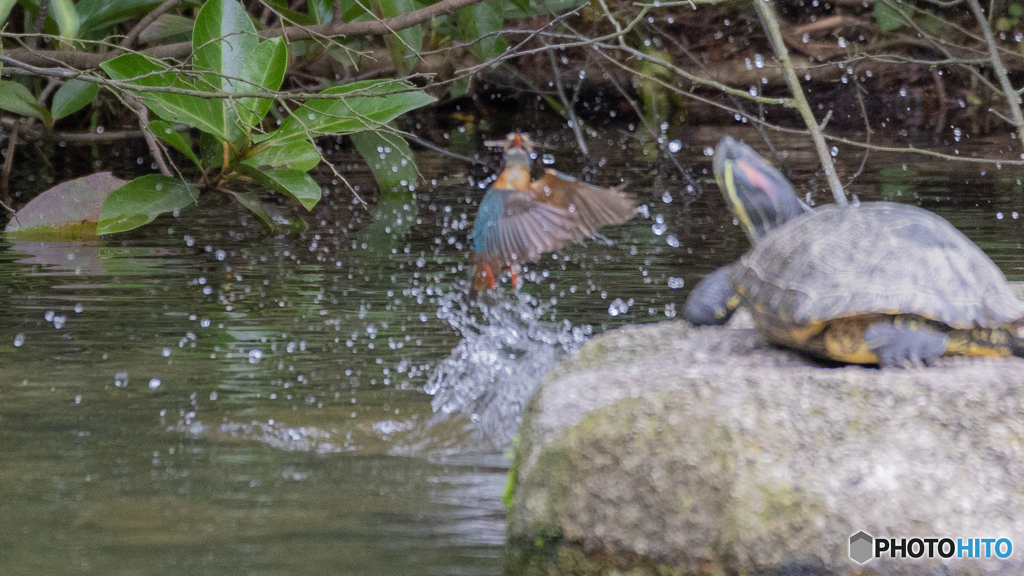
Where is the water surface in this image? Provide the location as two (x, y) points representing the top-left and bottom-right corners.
(2, 119), (1024, 575)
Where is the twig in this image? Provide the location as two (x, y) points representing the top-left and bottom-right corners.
(966, 0), (1024, 146)
(545, 37), (588, 155)
(27, 0), (50, 51)
(38, 77), (60, 105)
(6, 0), (486, 70)
(0, 117), (190, 143)
(931, 68), (948, 144)
(846, 78), (872, 186)
(128, 98), (172, 177)
(754, 0), (847, 206)
(1, 119), (20, 207)
(121, 0), (183, 49)
(403, 132), (487, 166)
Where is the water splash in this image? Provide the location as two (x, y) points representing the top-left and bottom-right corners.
(425, 287), (589, 448)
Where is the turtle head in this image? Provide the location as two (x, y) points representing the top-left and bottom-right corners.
(486, 131), (534, 170)
(713, 136), (807, 242)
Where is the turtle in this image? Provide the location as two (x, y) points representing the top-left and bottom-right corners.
(683, 135), (1024, 368)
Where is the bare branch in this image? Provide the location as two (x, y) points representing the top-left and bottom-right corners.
(754, 0), (847, 206)
(5, 0), (486, 70)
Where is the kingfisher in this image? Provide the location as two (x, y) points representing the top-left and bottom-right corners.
(469, 132), (637, 298)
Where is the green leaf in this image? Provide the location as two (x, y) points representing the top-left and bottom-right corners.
(456, 0), (507, 62)
(98, 175), (199, 234)
(236, 37), (288, 129)
(272, 80), (436, 144)
(874, 2), (904, 32)
(308, 0), (334, 23)
(0, 0), (17, 30)
(0, 81), (49, 121)
(193, 0), (259, 143)
(101, 54), (228, 140)
(374, 0), (423, 75)
(450, 77), (471, 98)
(51, 79), (99, 120)
(49, 0), (79, 43)
(149, 120), (201, 167)
(350, 128), (417, 195)
(501, 0), (583, 17)
(200, 131), (228, 168)
(235, 165), (321, 210)
(76, 0), (165, 35)
(353, 128), (418, 247)
(5, 172), (127, 240)
(242, 140), (321, 172)
(137, 14), (195, 44)
(234, 192), (308, 233)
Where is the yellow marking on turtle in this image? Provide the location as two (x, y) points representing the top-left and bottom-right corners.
(946, 329), (1014, 357)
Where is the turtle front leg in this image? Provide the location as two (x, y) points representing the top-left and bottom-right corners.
(683, 265), (738, 326)
(864, 319), (950, 368)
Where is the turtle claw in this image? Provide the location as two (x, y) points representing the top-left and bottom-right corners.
(683, 266), (737, 326)
(865, 322), (950, 369)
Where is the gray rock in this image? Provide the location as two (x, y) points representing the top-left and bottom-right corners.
(508, 286), (1024, 575)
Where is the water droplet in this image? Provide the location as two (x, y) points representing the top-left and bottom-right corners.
(667, 140), (682, 153)
(666, 234), (680, 247)
(215, 249), (226, 261)
(74, 303), (84, 313)
(953, 127), (962, 142)
(668, 277), (685, 289)
(96, 126), (104, 134)
(748, 86), (759, 97)
(652, 215), (667, 236)
(541, 154), (556, 165)
(753, 53), (764, 68)
(115, 371), (129, 388)
(801, 33), (809, 44)
(830, 146), (839, 157)
(703, 146), (715, 156)
(997, 212), (1004, 220)
(248, 349), (263, 363)
(74, 395), (82, 404)
(148, 378), (162, 390)
(661, 191), (673, 203)
(899, 86), (908, 97)
(210, 391), (218, 401)
(308, 113), (316, 120)
(837, 37), (847, 48)
(13, 333), (25, 347)
(607, 298), (629, 317)
(162, 348), (171, 357)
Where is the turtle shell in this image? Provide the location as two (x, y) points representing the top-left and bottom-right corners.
(730, 202), (1024, 329)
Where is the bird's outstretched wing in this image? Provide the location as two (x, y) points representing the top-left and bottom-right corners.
(530, 170), (637, 241)
(473, 188), (576, 267)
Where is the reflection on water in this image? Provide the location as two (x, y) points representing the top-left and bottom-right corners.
(1, 121), (1023, 575)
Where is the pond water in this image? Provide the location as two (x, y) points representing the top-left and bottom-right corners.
(3, 115), (1024, 575)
